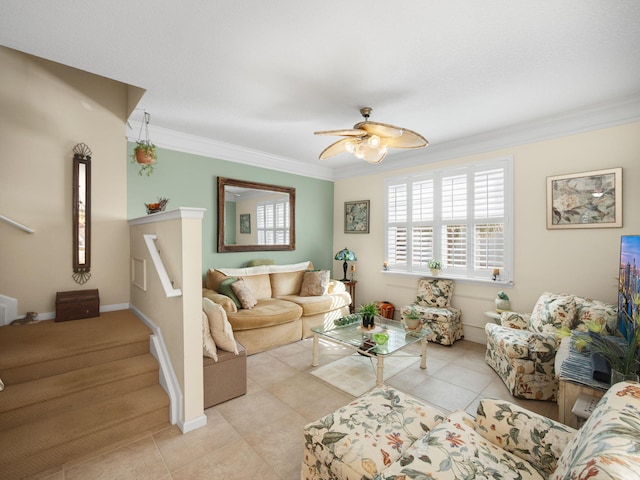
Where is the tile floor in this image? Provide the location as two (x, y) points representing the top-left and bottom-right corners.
(41, 338), (558, 480)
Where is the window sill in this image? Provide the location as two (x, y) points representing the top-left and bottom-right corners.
(380, 269), (513, 287)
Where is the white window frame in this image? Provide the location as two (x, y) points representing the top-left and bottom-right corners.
(384, 156), (513, 283)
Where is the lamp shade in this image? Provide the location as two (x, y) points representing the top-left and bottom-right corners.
(334, 248), (357, 262)
(335, 247), (356, 282)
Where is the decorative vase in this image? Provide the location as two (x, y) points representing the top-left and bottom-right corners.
(611, 369), (639, 385)
(403, 318), (421, 331)
(611, 368), (638, 385)
(495, 297), (510, 312)
(430, 269), (440, 276)
(361, 314), (375, 329)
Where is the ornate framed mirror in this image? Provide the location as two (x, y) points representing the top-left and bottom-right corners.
(72, 143), (91, 284)
(217, 177), (295, 252)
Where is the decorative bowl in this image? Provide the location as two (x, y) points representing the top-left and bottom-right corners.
(145, 197), (169, 214)
(373, 332), (389, 345)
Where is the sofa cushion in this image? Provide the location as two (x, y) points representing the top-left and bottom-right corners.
(415, 278), (454, 308)
(231, 278), (258, 309)
(202, 297), (239, 354)
(238, 273), (272, 300)
(202, 311), (218, 361)
(270, 270), (306, 297)
(382, 410), (546, 480)
(299, 270), (330, 296)
(573, 296), (618, 334)
(225, 298), (302, 331)
(218, 277), (242, 309)
(278, 292), (351, 317)
(529, 292), (577, 334)
(551, 382), (640, 480)
(475, 398), (574, 476)
(303, 386), (445, 480)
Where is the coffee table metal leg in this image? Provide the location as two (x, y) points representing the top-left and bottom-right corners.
(420, 337), (427, 369)
(312, 334), (319, 367)
(376, 355), (384, 386)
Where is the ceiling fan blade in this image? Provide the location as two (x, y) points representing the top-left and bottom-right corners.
(354, 121), (403, 138)
(314, 129), (367, 137)
(385, 128), (429, 148)
(319, 138), (352, 159)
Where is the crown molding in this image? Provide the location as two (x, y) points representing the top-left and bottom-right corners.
(126, 123), (336, 181)
(332, 94), (640, 179)
(127, 94), (640, 182)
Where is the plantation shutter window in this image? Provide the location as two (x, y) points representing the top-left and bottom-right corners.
(384, 157), (512, 281)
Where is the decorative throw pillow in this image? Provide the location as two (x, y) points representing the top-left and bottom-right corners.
(299, 270), (330, 296)
(202, 311), (218, 361)
(218, 277), (242, 309)
(529, 292), (577, 334)
(230, 278), (257, 309)
(202, 298), (239, 354)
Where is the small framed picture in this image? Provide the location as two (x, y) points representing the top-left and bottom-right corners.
(547, 167), (622, 229)
(240, 213), (251, 234)
(344, 200), (370, 234)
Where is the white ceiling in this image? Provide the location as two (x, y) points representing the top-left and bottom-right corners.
(2, 1), (640, 180)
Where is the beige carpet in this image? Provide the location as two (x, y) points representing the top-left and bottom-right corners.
(311, 353), (419, 396)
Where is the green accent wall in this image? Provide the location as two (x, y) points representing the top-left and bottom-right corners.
(127, 144), (335, 273)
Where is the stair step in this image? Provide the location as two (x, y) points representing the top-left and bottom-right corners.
(0, 384), (170, 480)
(0, 311), (152, 384)
(0, 354), (159, 429)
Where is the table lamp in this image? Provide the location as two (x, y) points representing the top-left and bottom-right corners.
(334, 247), (357, 282)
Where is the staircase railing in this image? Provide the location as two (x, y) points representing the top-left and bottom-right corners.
(0, 214), (34, 233)
(143, 234), (182, 298)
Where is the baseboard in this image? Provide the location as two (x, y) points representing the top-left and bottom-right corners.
(129, 305), (184, 428)
(1, 302), (132, 325)
(179, 414), (207, 434)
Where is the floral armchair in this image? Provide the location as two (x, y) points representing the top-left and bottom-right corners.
(400, 278), (463, 345)
(485, 292), (617, 401)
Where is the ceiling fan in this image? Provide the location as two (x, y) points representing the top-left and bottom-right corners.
(314, 107), (428, 164)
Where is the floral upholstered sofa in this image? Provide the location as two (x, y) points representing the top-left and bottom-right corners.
(302, 381), (640, 480)
(400, 278), (463, 345)
(485, 292), (617, 400)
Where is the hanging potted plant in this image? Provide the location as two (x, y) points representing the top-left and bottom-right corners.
(131, 111), (157, 176)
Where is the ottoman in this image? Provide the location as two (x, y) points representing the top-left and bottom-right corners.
(301, 386), (445, 480)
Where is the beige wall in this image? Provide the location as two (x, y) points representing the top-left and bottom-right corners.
(334, 122), (640, 343)
(0, 46), (141, 316)
(129, 210), (205, 427)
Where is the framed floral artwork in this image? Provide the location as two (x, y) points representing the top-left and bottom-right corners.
(344, 200), (370, 234)
(239, 213), (251, 234)
(547, 167), (622, 229)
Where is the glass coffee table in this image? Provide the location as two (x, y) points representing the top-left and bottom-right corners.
(311, 320), (429, 387)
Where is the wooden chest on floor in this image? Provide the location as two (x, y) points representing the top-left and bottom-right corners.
(55, 289), (100, 322)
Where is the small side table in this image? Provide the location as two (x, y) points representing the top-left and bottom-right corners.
(342, 280), (357, 313)
(484, 311), (501, 324)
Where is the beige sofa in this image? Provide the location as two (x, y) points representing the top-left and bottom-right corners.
(202, 261), (351, 354)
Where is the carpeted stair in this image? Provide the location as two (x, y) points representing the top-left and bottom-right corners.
(0, 310), (170, 479)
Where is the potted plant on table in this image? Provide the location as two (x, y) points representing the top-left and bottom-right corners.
(402, 306), (422, 332)
(427, 259), (442, 276)
(358, 303), (379, 330)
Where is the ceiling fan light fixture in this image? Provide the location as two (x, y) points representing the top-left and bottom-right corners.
(314, 107), (427, 163)
(367, 134), (380, 148)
